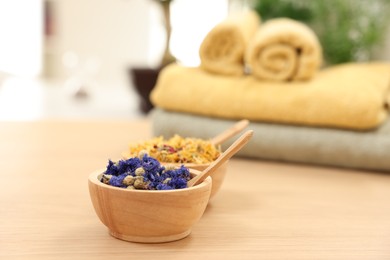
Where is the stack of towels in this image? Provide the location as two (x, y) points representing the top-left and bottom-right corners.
(150, 11), (390, 172)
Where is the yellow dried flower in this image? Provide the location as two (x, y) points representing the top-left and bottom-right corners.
(134, 178), (148, 189)
(127, 135), (221, 164)
(135, 167), (145, 176)
(122, 175), (135, 186)
(101, 174), (112, 184)
(163, 177), (171, 184)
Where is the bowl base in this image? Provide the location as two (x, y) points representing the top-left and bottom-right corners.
(109, 229), (192, 243)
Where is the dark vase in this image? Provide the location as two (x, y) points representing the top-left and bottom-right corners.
(130, 67), (162, 113)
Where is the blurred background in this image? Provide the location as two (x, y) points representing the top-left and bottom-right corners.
(0, 0), (389, 121)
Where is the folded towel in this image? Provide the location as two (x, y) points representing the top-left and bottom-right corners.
(199, 11), (261, 76)
(150, 62), (390, 130)
(246, 18), (322, 81)
(151, 108), (390, 172)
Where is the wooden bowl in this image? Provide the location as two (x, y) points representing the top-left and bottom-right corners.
(122, 152), (228, 200)
(88, 169), (212, 243)
(171, 161), (228, 200)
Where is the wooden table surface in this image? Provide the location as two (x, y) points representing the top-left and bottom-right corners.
(1, 119), (390, 259)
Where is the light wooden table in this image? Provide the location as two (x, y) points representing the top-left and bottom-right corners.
(1, 119), (390, 259)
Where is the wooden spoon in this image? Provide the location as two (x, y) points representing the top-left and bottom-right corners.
(187, 130), (253, 187)
(210, 119), (249, 145)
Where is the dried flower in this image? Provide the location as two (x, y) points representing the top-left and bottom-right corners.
(127, 135), (221, 164)
(135, 167), (145, 176)
(108, 174), (127, 188)
(101, 174), (112, 184)
(122, 175), (135, 186)
(100, 153), (191, 190)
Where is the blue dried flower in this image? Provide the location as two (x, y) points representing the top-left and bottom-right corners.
(117, 157), (142, 174)
(167, 177), (188, 189)
(109, 174), (127, 188)
(102, 155), (191, 190)
(141, 155), (161, 173)
(105, 158), (143, 177)
(156, 183), (172, 190)
(163, 165), (190, 179)
(105, 160), (119, 176)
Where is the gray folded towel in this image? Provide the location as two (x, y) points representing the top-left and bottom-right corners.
(151, 108), (390, 172)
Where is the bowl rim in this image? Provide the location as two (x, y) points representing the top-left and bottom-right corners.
(121, 152), (213, 168)
(162, 162), (210, 168)
(88, 169), (212, 194)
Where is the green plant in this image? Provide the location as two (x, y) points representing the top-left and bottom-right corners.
(252, 0), (390, 65)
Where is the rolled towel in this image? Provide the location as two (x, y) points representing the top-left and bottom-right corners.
(199, 10), (261, 76)
(150, 62), (390, 130)
(246, 18), (322, 81)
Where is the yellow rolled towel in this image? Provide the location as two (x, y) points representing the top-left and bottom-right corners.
(199, 10), (261, 76)
(246, 18), (322, 81)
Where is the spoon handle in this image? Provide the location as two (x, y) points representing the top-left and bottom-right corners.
(210, 119), (249, 145)
(187, 130), (253, 187)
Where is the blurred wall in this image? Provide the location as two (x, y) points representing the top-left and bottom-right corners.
(0, 0), (43, 76)
(44, 0), (153, 86)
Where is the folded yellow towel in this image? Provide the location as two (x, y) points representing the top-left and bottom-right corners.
(199, 11), (261, 76)
(246, 18), (322, 81)
(150, 63), (390, 130)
